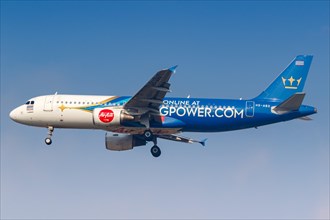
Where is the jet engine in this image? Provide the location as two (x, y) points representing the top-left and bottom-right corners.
(105, 133), (146, 151)
(93, 108), (134, 127)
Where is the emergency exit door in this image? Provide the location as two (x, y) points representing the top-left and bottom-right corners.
(245, 101), (255, 117)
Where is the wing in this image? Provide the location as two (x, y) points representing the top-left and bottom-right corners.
(158, 134), (207, 146)
(124, 66), (177, 123)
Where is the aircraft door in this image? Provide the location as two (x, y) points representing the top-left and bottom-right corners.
(44, 95), (54, 111)
(245, 101), (255, 117)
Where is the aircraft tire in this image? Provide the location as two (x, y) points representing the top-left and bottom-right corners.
(143, 130), (154, 141)
(45, 138), (52, 145)
(151, 145), (161, 157)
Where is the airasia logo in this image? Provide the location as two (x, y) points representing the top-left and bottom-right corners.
(98, 109), (114, 123)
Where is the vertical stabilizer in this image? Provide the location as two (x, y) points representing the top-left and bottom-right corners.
(255, 55), (313, 101)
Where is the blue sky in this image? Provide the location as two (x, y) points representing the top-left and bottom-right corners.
(1, 1), (329, 219)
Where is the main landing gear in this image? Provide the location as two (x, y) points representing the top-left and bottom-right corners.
(151, 145), (161, 158)
(144, 130), (161, 158)
(143, 129), (154, 141)
(45, 126), (54, 145)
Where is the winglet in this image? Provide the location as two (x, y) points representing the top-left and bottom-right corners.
(200, 138), (207, 147)
(168, 65), (178, 73)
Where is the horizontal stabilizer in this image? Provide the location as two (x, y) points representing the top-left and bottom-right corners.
(298, 116), (313, 121)
(272, 92), (305, 114)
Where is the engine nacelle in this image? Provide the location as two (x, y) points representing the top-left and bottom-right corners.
(93, 108), (134, 127)
(105, 133), (146, 151)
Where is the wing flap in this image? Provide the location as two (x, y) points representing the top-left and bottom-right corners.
(140, 98), (164, 105)
(158, 134), (207, 146)
(152, 86), (171, 93)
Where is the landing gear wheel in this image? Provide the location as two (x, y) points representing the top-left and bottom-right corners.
(151, 145), (161, 157)
(45, 126), (54, 145)
(143, 130), (154, 141)
(45, 138), (52, 145)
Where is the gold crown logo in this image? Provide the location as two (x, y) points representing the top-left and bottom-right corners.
(281, 76), (302, 89)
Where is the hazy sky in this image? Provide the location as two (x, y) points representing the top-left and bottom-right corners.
(1, 1), (329, 219)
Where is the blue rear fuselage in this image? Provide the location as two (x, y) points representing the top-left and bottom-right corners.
(147, 97), (316, 132)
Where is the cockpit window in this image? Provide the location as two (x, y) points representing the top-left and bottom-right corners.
(25, 101), (35, 105)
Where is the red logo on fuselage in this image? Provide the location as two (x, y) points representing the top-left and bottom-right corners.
(98, 109), (114, 123)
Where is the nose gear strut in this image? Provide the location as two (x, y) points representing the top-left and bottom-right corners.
(45, 126), (54, 145)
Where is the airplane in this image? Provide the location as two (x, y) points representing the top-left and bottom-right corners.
(9, 55), (317, 157)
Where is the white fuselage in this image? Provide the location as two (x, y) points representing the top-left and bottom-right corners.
(10, 94), (116, 129)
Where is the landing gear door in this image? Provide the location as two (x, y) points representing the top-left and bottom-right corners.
(245, 101), (255, 117)
(44, 95), (54, 111)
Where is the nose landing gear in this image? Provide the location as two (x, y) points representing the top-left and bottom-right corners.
(45, 137), (52, 145)
(45, 126), (54, 145)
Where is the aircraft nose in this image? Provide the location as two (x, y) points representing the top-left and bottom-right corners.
(9, 108), (18, 121)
